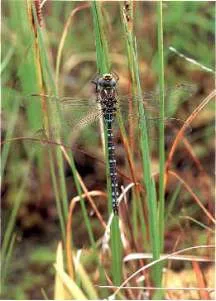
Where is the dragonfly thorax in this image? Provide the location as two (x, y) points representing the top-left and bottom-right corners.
(92, 73), (118, 113)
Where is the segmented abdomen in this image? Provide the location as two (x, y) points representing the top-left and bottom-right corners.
(105, 113), (119, 215)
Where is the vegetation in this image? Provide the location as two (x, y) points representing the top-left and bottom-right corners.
(1, 1), (215, 300)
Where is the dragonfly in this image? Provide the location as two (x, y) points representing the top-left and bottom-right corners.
(21, 73), (197, 215)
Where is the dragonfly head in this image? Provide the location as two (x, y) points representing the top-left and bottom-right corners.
(97, 73), (117, 89)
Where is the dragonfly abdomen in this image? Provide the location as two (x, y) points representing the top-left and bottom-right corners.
(106, 118), (119, 215)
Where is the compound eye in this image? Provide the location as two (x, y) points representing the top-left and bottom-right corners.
(98, 78), (103, 86)
(110, 79), (116, 87)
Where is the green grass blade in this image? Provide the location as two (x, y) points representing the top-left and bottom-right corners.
(1, 93), (20, 177)
(1, 233), (16, 288)
(30, 3), (68, 239)
(1, 150), (35, 262)
(157, 0), (165, 253)
(32, 3), (99, 248)
(165, 183), (182, 222)
(152, 1), (165, 297)
(121, 1), (161, 288)
(91, 0), (123, 286)
(134, 40), (161, 287)
(91, 1), (110, 73)
(76, 262), (99, 299)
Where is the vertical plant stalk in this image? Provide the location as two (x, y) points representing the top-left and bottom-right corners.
(32, 2), (99, 251)
(1, 97), (20, 177)
(91, 1), (109, 155)
(120, 1), (149, 240)
(157, 0), (165, 253)
(91, 0), (122, 286)
(121, 0), (161, 289)
(29, 1), (67, 238)
(32, 0), (108, 287)
(1, 234), (16, 287)
(29, 0), (67, 239)
(27, 0), (49, 137)
(154, 1), (165, 298)
(1, 151), (35, 269)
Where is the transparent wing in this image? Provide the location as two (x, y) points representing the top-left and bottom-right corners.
(117, 82), (197, 119)
(25, 82), (196, 144)
(27, 93), (100, 129)
(115, 82), (196, 141)
(21, 94), (106, 147)
(31, 81), (196, 108)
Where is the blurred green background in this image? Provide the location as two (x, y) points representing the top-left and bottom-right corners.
(1, 1), (214, 300)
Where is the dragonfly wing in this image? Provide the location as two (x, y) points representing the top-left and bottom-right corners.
(50, 99), (103, 145)
(24, 94), (102, 145)
(29, 93), (99, 122)
(117, 82), (197, 119)
(115, 82), (196, 143)
(65, 108), (103, 132)
(115, 106), (192, 143)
